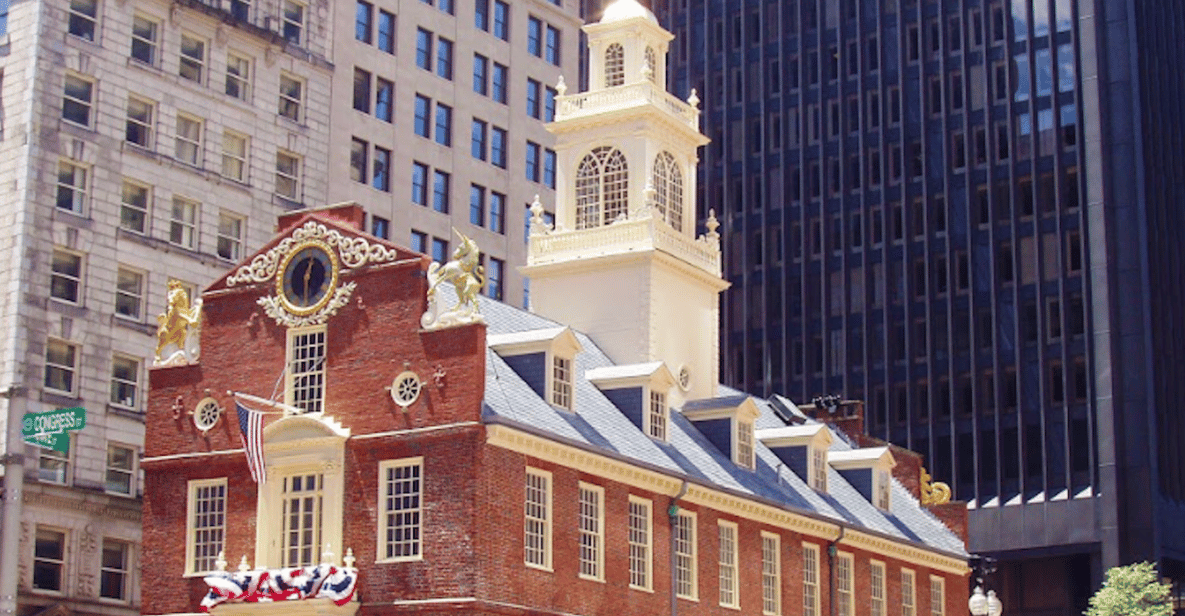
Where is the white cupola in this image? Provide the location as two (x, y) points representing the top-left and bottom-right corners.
(522, 0), (727, 403)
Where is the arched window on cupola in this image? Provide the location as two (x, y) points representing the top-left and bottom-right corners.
(652, 151), (683, 231)
(644, 46), (657, 83)
(605, 43), (625, 87)
(576, 146), (629, 229)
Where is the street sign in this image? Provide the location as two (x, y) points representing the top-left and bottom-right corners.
(21, 407), (86, 454)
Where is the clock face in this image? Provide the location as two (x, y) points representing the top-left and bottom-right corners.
(278, 243), (338, 315)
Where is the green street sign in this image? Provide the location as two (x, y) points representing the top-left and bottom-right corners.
(21, 407), (86, 454)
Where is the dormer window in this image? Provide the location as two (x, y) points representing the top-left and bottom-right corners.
(876, 467), (891, 510)
(286, 326), (326, 413)
(827, 446), (896, 510)
(648, 389), (667, 440)
(682, 395), (763, 470)
(734, 419), (754, 469)
(605, 43), (625, 86)
(551, 355), (573, 409)
(811, 444), (828, 491)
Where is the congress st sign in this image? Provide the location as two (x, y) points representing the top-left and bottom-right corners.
(21, 407), (86, 454)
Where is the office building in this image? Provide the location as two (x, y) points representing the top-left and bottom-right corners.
(652, 0), (1185, 613)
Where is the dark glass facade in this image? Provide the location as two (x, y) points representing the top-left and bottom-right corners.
(622, 0), (1185, 612)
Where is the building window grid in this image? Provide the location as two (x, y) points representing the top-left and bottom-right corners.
(109, 357), (140, 410)
(169, 197), (199, 249)
(56, 160), (88, 214)
(762, 533), (781, 615)
(379, 458), (422, 561)
(287, 326), (326, 413)
(33, 528), (66, 591)
(577, 483), (604, 580)
(131, 14), (159, 64)
(45, 339), (78, 396)
(39, 444), (70, 485)
(902, 569), (917, 616)
(575, 147), (628, 229)
(718, 522), (738, 608)
(930, 577), (945, 616)
(175, 115), (203, 166)
(279, 74), (303, 122)
(275, 151), (301, 200)
(606, 43), (625, 86)
(115, 266), (144, 319)
(837, 553), (853, 616)
(99, 539), (130, 600)
(674, 511), (697, 600)
(188, 479), (226, 574)
(653, 151), (684, 231)
(221, 131), (248, 182)
(736, 419), (754, 469)
(225, 53), (251, 101)
(803, 544), (820, 616)
(126, 96), (154, 148)
(524, 469), (551, 568)
(280, 473), (323, 567)
(648, 389), (667, 440)
(217, 211), (245, 261)
(281, 1), (305, 45)
(871, 561), (886, 616)
(628, 497), (651, 590)
(179, 34), (206, 83)
(50, 248), (83, 304)
(551, 355), (572, 409)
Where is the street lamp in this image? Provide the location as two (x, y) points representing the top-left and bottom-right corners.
(969, 586), (1004, 616)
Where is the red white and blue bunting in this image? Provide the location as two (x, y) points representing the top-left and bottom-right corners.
(200, 565), (357, 611)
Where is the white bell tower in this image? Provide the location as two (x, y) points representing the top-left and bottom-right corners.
(522, 0), (728, 402)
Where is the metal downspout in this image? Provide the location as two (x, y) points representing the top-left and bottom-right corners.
(828, 527), (847, 616)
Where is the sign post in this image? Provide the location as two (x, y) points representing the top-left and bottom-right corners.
(21, 407), (86, 454)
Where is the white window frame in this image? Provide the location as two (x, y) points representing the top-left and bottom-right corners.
(32, 527), (67, 593)
(44, 338), (79, 396)
(802, 543), (820, 616)
(126, 95), (154, 148)
(282, 0), (305, 45)
(524, 467), (552, 570)
(376, 457), (423, 562)
(836, 552), (854, 616)
(902, 568), (917, 616)
(577, 482), (604, 581)
(279, 472), (325, 568)
(930, 576), (946, 616)
(549, 354), (572, 410)
(62, 73), (94, 127)
(717, 520), (738, 608)
(648, 388), (667, 441)
(225, 51), (251, 101)
(169, 196), (199, 249)
(50, 248), (83, 305)
(286, 325), (326, 413)
(175, 114), (203, 166)
(109, 355), (140, 410)
(221, 130), (248, 182)
(876, 467), (892, 510)
(115, 265), (144, 320)
(99, 538), (132, 601)
(186, 478), (227, 576)
(761, 532), (781, 615)
(56, 160), (88, 214)
(275, 150), (301, 200)
(734, 418), (755, 469)
(810, 444), (828, 491)
(627, 496), (652, 591)
(131, 13), (159, 65)
(216, 210), (245, 262)
(279, 73), (304, 122)
(67, 0), (97, 40)
(871, 560), (887, 616)
(105, 442), (136, 495)
(674, 509), (697, 601)
(179, 33), (206, 83)
(119, 180), (149, 234)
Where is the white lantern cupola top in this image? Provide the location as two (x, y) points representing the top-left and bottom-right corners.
(585, 0), (671, 90)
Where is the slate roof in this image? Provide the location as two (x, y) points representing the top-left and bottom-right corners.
(475, 294), (968, 559)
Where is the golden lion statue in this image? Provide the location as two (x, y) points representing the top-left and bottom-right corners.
(155, 280), (202, 364)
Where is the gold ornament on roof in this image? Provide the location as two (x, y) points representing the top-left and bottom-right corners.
(154, 279), (203, 366)
(421, 229), (486, 330)
(919, 466), (952, 505)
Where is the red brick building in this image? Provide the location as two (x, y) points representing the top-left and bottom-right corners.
(140, 2), (970, 615)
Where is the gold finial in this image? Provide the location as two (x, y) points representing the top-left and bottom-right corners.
(919, 466), (952, 505)
(155, 279), (202, 365)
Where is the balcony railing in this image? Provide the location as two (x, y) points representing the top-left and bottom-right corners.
(529, 214), (720, 275)
(555, 82), (700, 130)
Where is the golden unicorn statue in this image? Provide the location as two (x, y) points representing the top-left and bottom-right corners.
(155, 279), (202, 365)
(421, 229), (486, 329)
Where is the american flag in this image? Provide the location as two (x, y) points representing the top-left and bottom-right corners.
(236, 401), (266, 484)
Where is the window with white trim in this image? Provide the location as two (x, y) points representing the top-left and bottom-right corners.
(33, 527), (66, 592)
(605, 43), (624, 87)
(126, 96), (154, 147)
(175, 114), (203, 165)
(50, 248), (83, 304)
(717, 521), (738, 608)
(674, 510), (697, 600)
(378, 458), (422, 561)
(628, 496), (651, 590)
(187, 478), (226, 574)
(217, 211), (244, 261)
(38, 440), (70, 484)
(221, 131), (248, 182)
(56, 160), (88, 214)
(169, 196), (199, 249)
(62, 74), (94, 127)
(578, 483), (604, 580)
(648, 389), (667, 441)
(278, 73), (304, 122)
(282, 1), (305, 45)
(131, 14), (159, 64)
(761, 532), (781, 615)
(281, 473), (323, 567)
(876, 467), (891, 510)
(226, 52), (251, 101)
(870, 561), (886, 616)
(109, 355), (140, 410)
(550, 355), (572, 410)
(810, 444), (828, 491)
(836, 552), (853, 616)
(930, 576), (945, 616)
(115, 266), (144, 319)
(802, 543), (820, 616)
(105, 443), (135, 494)
(524, 468), (551, 569)
(735, 419), (755, 469)
(902, 569), (917, 616)
(179, 34), (206, 83)
(275, 151), (301, 200)
(68, 0), (97, 40)
(653, 151), (684, 231)
(575, 146), (628, 229)
(100, 539), (131, 600)
(45, 338), (79, 395)
(120, 180), (149, 233)
(287, 326), (326, 413)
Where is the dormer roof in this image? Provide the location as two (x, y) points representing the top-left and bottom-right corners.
(828, 447), (896, 470)
(586, 361), (674, 390)
(488, 326), (582, 357)
(755, 424), (834, 449)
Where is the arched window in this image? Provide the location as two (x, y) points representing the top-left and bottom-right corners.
(652, 151), (683, 231)
(644, 46), (657, 83)
(576, 147), (629, 229)
(605, 43), (625, 87)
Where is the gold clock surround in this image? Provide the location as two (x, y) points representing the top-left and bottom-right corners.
(275, 239), (341, 317)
